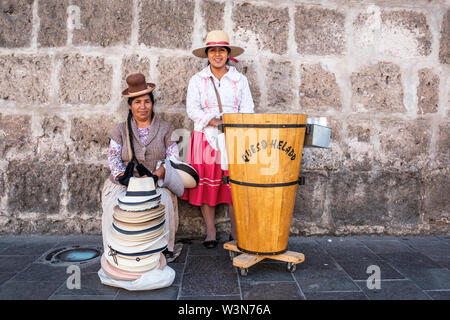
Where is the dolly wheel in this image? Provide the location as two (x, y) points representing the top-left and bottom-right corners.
(240, 268), (248, 277)
(287, 262), (296, 273)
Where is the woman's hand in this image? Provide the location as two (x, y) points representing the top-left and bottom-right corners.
(153, 165), (165, 181)
(208, 117), (223, 128)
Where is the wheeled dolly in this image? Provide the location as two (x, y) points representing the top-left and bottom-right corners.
(224, 240), (305, 276)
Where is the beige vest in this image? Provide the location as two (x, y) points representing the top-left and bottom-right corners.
(108, 115), (176, 183)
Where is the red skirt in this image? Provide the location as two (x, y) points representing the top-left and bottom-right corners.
(180, 131), (232, 206)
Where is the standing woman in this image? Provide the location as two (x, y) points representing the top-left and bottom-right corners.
(181, 30), (254, 248)
(102, 73), (181, 262)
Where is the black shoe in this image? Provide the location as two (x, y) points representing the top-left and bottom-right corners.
(228, 235), (234, 241)
(203, 240), (218, 249)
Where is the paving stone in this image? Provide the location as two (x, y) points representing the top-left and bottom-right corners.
(0, 0), (33, 47)
(0, 273), (14, 285)
(11, 263), (69, 282)
(238, 262), (296, 282)
(72, 0), (132, 46)
(202, 0), (225, 32)
(417, 68), (439, 114)
(424, 290), (450, 300)
(0, 54), (52, 103)
(38, 0), (68, 47)
(0, 241), (57, 256)
(0, 281), (62, 300)
(299, 63), (342, 112)
(295, 268), (359, 292)
(184, 255), (233, 274)
(179, 295), (241, 300)
(58, 54), (113, 104)
(53, 272), (118, 296)
(240, 282), (304, 300)
(295, 6), (345, 55)
(439, 10), (450, 64)
(303, 291), (367, 300)
(49, 294), (115, 300)
(233, 3), (289, 55)
(115, 285), (179, 300)
(351, 62), (405, 113)
(139, 0), (194, 50)
(355, 280), (430, 300)
(181, 271), (239, 297)
(335, 258), (405, 281)
(360, 240), (415, 254)
(395, 268), (450, 290)
(0, 255), (38, 273)
(378, 251), (442, 269)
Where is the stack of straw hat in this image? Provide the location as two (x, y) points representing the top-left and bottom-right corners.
(101, 177), (168, 281)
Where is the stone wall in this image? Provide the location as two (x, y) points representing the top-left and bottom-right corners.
(0, 0), (448, 236)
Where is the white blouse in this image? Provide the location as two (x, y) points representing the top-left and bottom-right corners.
(186, 65), (255, 133)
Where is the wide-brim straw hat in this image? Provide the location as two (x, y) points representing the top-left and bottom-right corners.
(111, 220), (166, 242)
(118, 177), (161, 204)
(113, 205), (166, 224)
(113, 214), (165, 232)
(122, 73), (156, 98)
(192, 30), (244, 58)
(105, 250), (161, 273)
(169, 159), (199, 189)
(101, 253), (142, 281)
(106, 228), (168, 254)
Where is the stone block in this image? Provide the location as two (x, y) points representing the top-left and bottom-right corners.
(422, 167), (450, 225)
(351, 62), (405, 113)
(202, 0), (225, 32)
(139, 0), (194, 50)
(0, 54), (52, 104)
(328, 170), (390, 226)
(36, 115), (69, 162)
(295, 6), (345, 55)
(293, 171), (328, 223)
(344, 119), (376, 171)
(0, 113), (34, 161)
(264, 59), (295, 110)
(121, 54), (151, 86)
(234, 60), (261, 112)
(6, 161), (64, 213)
(301, 117), (344, 171)
(233, 3), (289, 55)
(0, 0), (33, 47)
(354, 9), (432, 57)
(299, 63), (342, 112)
(380, 10), (431, 57)
(156, 56), (203, 108)
(69, 115), (119, 161)
(72, 0), (132, 46)
(38, 0), (68, 47)
(439, 10), (450, 64)
(417, 68), (439, 114)
(376, 120), (431, 171)
(436, 121), (450, 167)
(58, 54), (112, 105)
(67, 164), (109, 214)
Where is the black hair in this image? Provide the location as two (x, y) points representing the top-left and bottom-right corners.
(127, 92), (155, 119)
(205, 46), (231, 66)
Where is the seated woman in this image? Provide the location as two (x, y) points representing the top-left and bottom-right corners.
(101, 73), (181, 265)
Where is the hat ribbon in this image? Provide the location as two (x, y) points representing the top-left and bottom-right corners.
(108, 245), (118, 265)
(206, 41), (239, 63)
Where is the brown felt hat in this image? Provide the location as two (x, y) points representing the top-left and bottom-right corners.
(122, 73), (156, 98)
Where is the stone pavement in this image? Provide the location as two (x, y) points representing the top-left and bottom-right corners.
(0, 235), (449, 300)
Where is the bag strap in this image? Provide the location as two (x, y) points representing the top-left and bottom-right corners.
(125, 114), (135, 162)
(209, 76), (223, 114)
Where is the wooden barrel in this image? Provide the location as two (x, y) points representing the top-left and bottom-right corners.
(222, 113), (307, 255)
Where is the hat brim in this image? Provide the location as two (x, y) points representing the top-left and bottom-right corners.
(169, 160), (199, 188)
(192, 45), (244, 58)
(122, 83), (156, 98)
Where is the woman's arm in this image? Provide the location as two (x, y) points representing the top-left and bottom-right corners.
(186, 76), (217, 130)
(108, 139), (126, 181)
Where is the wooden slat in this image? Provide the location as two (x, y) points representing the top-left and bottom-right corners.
(233, 253), (265, 268)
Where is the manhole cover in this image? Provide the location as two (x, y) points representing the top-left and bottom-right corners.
(43, 246), (102, 266)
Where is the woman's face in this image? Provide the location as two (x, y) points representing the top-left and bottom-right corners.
(207, 46), (229, 70)
(129, 94), (152, 123)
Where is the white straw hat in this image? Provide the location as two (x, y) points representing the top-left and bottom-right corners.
(113, 205), (165, 223)
(192, 30), (244, 58)
(117, 177), (161, 210)
(169, 159), (199, 189)
(101, 253), (142, 281)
